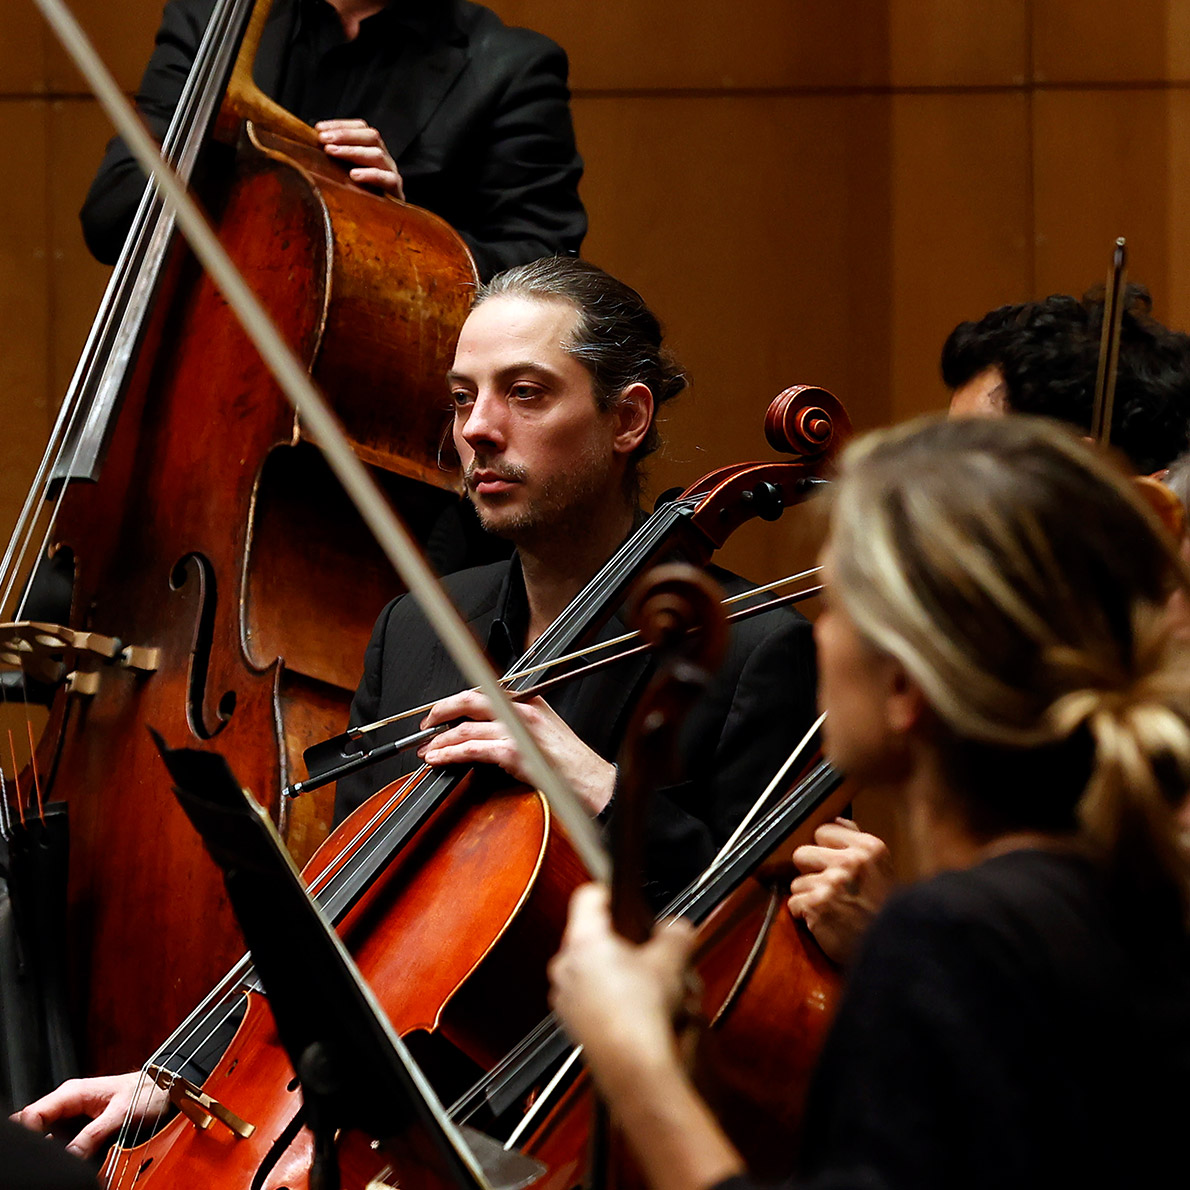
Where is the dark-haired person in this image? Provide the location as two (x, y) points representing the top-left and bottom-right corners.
(944, 282), (1190, 473)
(790, 282), (1190, 963)
(335, 257), (817, 887)
(82, 0), (586, 279)
(550, 415), (1190, 1190)
(15, 257), (818, 1158)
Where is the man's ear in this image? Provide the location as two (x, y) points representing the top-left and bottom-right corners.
(611, 381), (654, 456)
(885, 658), (928, 737)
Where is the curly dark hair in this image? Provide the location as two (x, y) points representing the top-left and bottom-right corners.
(940, 284), (1190, 473)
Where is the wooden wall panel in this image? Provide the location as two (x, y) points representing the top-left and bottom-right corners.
(571, 91), (893, 581)
(1032, 0), (1179, 83)
(1033, 89), (1170, 303)
(44, 0), (164, 94)
(574, 93), (892, 483)
(2, 5), (49, 95)
(1163, 90), (1190, 332)
(490, 0), (1029, 90)
(47, 100), (117, 402)
(488, 1), (893, 90)
(889, 91), (1032, 422)
(887, 0), (1028, 87)
(0, 101), (52, 521)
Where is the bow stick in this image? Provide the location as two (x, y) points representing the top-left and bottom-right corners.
(347, 566), (823, 742)
(1090, 237), (1127, 445)
(290, 571), (825, 796)
(31, 0), (609, 881)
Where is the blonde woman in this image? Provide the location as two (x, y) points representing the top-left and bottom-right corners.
(549, 415), (1190, 1190)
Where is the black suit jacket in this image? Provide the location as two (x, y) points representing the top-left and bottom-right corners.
(80, 0), (586, 278)
(335, 558), (818, 908)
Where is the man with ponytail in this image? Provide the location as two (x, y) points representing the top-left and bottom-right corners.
(333, 256), (818, 908)
(13, 257), (819, 1160)
(550, 416), (1190, 1190)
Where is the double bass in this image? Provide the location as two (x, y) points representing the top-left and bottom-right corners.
(2, 0), (476, 1074)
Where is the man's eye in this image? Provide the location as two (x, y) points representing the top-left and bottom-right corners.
(450, 390), (475, 409)
(509, 384), (542, 402)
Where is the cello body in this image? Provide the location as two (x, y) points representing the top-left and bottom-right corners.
(37, 109), (475, 1073)
(521, 778), (853, 1190)
(102, 768), (584, 1190)
(84, 377), (850, 1182)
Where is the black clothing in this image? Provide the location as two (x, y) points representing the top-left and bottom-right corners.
(81, 0), (586, 279)
(335, 556), (818, 907)
(725, 849), (1190, 1190)
(0, 1120), (98, 1190)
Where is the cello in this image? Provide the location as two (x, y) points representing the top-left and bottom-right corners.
(29, 17), (853, 1178)
(88, 381), (845, 1189)
(1, 0), (476, 1075)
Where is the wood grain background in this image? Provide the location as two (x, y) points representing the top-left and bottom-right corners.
(4, 0), (1189, 612)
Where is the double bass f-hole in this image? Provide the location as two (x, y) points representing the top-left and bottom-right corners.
(171, 553), (237, 739)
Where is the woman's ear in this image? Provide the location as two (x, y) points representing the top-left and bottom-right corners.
(612, 382), (654, 456)
(885, 658), (928, 737)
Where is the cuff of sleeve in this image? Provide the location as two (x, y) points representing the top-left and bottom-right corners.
(595, 763), (618, 823)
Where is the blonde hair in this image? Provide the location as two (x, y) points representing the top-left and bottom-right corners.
(830, 415), (1190, 913)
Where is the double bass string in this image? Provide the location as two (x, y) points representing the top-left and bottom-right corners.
(0, 0), (253, 807)
(0, 0), (249, 618)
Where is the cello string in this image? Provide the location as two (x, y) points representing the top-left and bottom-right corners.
(103, 573), (831, 1160)
(147, 452), (712, 1071)
(138, 552), (828, 1093)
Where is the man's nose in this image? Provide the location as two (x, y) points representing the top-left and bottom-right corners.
(459, 390), (508, 451)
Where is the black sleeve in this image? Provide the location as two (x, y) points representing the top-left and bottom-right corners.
(332, 595), (400, 824)
(80, 0), (215, 263)
(0, 1119), (99, 1190)
(452, 32), (585, 279)
(638, 611), (818, 908)
(788, 890), (1045, 1190)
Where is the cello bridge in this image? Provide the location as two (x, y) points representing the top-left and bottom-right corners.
(0, 621), (160, 694)
(145, 1064), (256, 1139)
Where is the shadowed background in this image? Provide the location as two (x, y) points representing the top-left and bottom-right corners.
(4, 0), (1189, 618)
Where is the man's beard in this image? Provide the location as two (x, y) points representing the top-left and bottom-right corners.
(464, 446), (615, 543)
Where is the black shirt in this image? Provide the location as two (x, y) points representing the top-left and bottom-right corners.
(80, 0), (586, 277)
(721, 848), (1190, 1190)
(274, 0), (440, 128)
